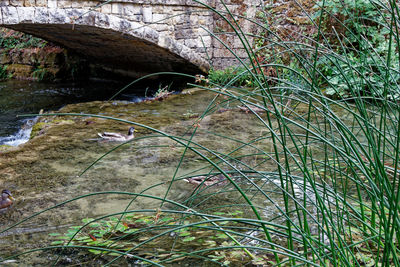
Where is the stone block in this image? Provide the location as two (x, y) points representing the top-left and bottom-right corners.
(197, 27), (210, 36)
(235, 38), (249, 49)
(179, 45), (191, 60)
(35, 0), (47, 7)
(214, 48), (247, 58)
(129, 26), (144, 38)
(57, 0), (71, 8)
(122, 14), (142, 22)
(7, 64), (33, 79)
(95, 12), (110, 28)
(157, 35), (171, 50)
(24, 0), (35, 7)
(213, 48), (232, 58)
(111, 3), (121, 14)
(17, 6), (35, 22)
(142, 6), (152, 23)
(197, 15), (213, 26)
(52, 8), (69, 23)
(118, 19), (131, 33)
(152, 13), (167, 23)
(173, 14), (189, 25)
(153, 24), (169, 32)
(108, 15), (123, 31)
(65, 8), (83, 24)
(170, 40), (183, 54)
(201, 35), (212, 47)
(122, 4), (141, 17)
(1, 6), (19, 24)
(175, 28), (194, 39)
(0, 1), (9, 7)
(34, 7), (49, 23)
(76, 11), (95, 25)
(100, 3), (111, 14)
(9, 0), (22, 6)
(184, 38), (198, 48)
(195, 47), (207, 55)
(143, 27), (159, 43)
(81, 1), (96, 8)
(48, 0), (57, 8)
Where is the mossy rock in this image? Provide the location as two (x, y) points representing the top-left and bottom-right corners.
(0, 144), (14, 152)
(30, 122), (48, 139)
(30, 119), (75, 139)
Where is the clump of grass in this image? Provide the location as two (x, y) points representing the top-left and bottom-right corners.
(207, 66), (253, 87)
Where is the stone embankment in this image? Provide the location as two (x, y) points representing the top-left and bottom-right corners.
(0, 28), (89, 81)
(0, 45), (88, 81)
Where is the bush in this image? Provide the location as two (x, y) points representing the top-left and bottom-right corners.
(314, 0), (400, 99)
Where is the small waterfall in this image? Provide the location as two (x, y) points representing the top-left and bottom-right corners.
(0, 118), (37, 146)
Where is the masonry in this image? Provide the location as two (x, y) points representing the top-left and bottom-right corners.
(0, 0), (262, 78)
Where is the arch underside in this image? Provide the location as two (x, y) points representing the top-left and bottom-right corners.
(1, 7), (209, 78)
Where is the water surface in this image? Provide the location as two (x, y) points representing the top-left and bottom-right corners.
(0, 80), (144, 145)
(0, 86), (382, 265)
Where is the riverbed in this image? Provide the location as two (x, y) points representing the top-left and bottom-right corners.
(0, 80), (390, 265)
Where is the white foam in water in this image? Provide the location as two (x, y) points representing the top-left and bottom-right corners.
(0, 118), (37, 146)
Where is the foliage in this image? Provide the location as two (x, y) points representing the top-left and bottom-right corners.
(207, 66), (255, 88)
(49, 211), (263, 265)
(32, 66), (48, 81)
(0, 28), (47, 50)
(0, 65), (11, 80)
(314, 0), (400, 99)
(153, 84), (174, 101)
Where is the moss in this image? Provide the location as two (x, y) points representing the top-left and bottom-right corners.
(52, 119), (74, 124)
(30, 122), (48, 139)
(0, 144), (14, 152)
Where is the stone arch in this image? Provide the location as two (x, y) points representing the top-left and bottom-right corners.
(0, 6), (210, 77)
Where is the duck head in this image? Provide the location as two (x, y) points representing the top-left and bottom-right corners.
(1, 189), (14, 210)
(1, 189), (14, 201)
(128, 127), (135, 136)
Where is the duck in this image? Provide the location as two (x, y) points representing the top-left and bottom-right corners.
(0, 189), (15, 213)
(98, 127), (135, 142)
(183, 174), (227, 187)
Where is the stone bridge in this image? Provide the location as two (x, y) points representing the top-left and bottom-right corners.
(0, 0), (260, 78)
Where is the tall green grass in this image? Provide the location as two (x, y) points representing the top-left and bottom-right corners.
(1, 0), (399, 266)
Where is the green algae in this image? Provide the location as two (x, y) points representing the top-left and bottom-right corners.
(0, 144), (13, 152)
(30, 122), (47, 139)
(30, 119), (76, 139)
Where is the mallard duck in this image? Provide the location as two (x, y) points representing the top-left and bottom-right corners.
(183, 174), (227, 187)
(98, 127), (135, 142)
(0, 189), (14, 213)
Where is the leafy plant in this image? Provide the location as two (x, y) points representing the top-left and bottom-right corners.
(32, 66), (48, 81)
(314, 0), (400, 99)
(0, 28), (47, 50)
(49, 212), (260, 265)
(207, 66), (255, 88)
(0, 64), (10, 80)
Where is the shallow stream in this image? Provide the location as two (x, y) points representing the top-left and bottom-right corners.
(0, 80), (144, 146)
(0, 80), (378, 265)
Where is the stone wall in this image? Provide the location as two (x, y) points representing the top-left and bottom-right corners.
(0, 45), (89, 80)
(211, 0), (263, 68)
